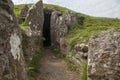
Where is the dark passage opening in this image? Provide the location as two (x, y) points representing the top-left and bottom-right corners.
(43, 12), (51, 47)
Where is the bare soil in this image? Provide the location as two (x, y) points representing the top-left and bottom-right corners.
(37, 48), (81, 80)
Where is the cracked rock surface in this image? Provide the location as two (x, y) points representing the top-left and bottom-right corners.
(88, 29), (120, 80)
(0, 0), (27, 80)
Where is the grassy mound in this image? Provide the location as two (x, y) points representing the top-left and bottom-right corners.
(14, 3), (120, 80)
(14, 3), (120, 47)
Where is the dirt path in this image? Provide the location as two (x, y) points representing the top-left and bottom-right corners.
(37, 48), (81, 80)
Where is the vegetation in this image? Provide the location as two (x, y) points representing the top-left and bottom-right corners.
(14, 3), (120, 48)
(65, 17), (120, 48)
(44, 3), (68, 13)
(14, 4), (32, 17)
(27, 48), (44, 80)
(14, 3), (120, 80)
(80, 62), (87, 80)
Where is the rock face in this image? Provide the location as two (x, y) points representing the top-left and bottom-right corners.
(60, 38), (70, 55)
(51, 10), (62, 46)
(51, 10), (76, 47)
(26, 0), (44, 31)
(70, 43), (88, 66)
(0, 0), (27, 80)
(88, 29), (120, 80)
(19, 5), (29, 23)
(22, 0), (44, 62)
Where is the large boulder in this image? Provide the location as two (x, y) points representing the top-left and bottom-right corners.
(22, 0), (44, 62)
(19, 5), (29, 23)
(51, 10), (76, 47)
(0, 0), (27, 80)
(88, 29), (120, 80)
(62, 11), (76, 29)
(26, 0), (44, 31)
(51, 10), (62, 46)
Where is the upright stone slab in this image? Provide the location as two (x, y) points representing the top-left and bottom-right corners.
(26, 0), (44, 31)
(62, 11), (76, 29)
(0, 0), (27, 80)
(19, 5), (29, 23)
(22, 0), (44, 62)
(51, 11), (62, 46)
(88, 29), (120, 80)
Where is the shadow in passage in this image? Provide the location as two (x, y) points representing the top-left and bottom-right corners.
(43, 11), (51, 47)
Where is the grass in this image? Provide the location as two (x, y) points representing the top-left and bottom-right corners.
(14, 3), (120, 80)
(65, 16), (120, 48)
(44, 3), (69, 13)
(65, 14), (120, 80)
(27, 48), (44, 80)
(14, 4), (32, 17)
(80, 61), (87, 80)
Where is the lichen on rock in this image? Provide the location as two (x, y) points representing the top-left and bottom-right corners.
(0, 0), (27, 80)
(10, 33), (21, 60)
(88, 28), (120, 80)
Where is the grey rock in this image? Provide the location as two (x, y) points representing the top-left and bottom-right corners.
(0, 0), (14, 15)
(51, 10), (76, 47)
(88, 28), (120, 80)
(0, 0), (27, 80)
(19, 5), (29, 23)
(60, 38), (70, 55)
(26, 0), (44, 31)
(69, 52), (87, 67)
(22, 0), (44, 63)
(44, 7), (55, 14)
(62, 10), (76, 29)
(69, 43), (88, 67)
(75, 43), (88, 53)
(51, 10), (62, 46)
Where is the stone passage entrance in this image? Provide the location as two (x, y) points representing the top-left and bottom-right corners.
(43, 11), (51, 46)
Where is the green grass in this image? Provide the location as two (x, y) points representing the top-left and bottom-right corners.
(44, 3), (69, 13)
(65, 16), (120, 48)
(14, 3), (120, 80)
(27, 48), (44, 80)
(14, 4), (32, 17)
(80, 61), (87, 80)
(14, 3), (87, 17)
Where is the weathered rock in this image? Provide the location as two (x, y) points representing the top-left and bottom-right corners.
(51, 10), (62, 46)
(55, 16), (68, 45)
(75, 43), (88, 53)
(0, 0), (27, 80)
(70, 43), (88, 66)
(60, 38), (70, 55)
(22, 0), (44, 62)
(62, 11), (76, 29)
(19, 5), (29, 23)
(69, 53), (82, 67)
(26, 0), (44, 31)
(51, 10), (76, 47)
(74, 43), (88, 59)
(44, 7), (55, 14)
(88, 29), (120, 80)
